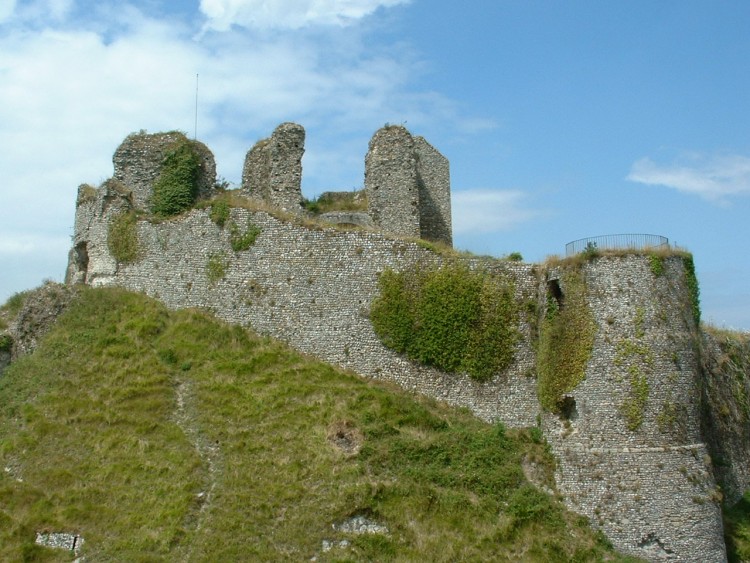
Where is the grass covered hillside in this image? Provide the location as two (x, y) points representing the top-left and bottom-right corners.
(0, 287), (639, 561)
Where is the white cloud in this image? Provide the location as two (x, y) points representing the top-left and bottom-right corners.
(627, 153), (750, 203)
(199, 0), (409, 31)
(0, 1), (483, 300)
(452, 189), (543, 234)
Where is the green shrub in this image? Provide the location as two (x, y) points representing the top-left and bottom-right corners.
(206, 252), (229, 284)
(108, 211), (140, 263)
(229, 220), (262, 252)
(649, 254), (665, 276)
(151, 137), (202, 217)
(0, 333), (12, 352)
(370, 262), (519, 381)
(210, 199), (230, 227)
(507, 252), (523, 262)
(537, 270), (596, 412)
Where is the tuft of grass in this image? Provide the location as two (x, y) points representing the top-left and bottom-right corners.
(229, 220), (261, 252)
(206, 252), (229, 284)
(303, 190), (367, 215)
(0, 287), (635, 562)
(107, 211), (140, 264)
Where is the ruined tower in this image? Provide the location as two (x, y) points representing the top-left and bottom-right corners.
(241, 122), (305, 213)
(365, 125), (452, 246)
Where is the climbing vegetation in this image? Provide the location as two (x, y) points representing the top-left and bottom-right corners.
(107, 211), (140, 264)
(151, 136), (202, 217)
(370, 262), (519, 382)
(682, 254), (700, 326)
(229, 220), (262, 252)
(537, 269), (596, 413)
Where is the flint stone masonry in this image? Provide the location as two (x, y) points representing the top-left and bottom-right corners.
(542, 256), (726, 561)
(414, 136), (452, 246)
(365, 126), (421, 239)
(241, 122), (305, 213)
(113, 131), (216, 212)
(700, 331), (750, 505)
(71, 199), (540, 428)
(364, 126), (452, 245)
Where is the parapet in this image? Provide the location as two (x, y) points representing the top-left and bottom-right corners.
(241, 122), (305, 213)
(365, 125), (452, 246)
(112, 131), (216, 212)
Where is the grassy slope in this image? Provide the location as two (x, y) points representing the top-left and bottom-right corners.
(0, 287), (640, 561)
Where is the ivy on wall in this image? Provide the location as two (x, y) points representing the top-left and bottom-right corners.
(151, 137), (202, 217)
(370, 262), (519, 382)
(537, 269), (596, 413)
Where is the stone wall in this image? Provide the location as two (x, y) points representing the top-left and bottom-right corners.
(112, 131), (216, 212)
(365, 126), (421, 239)
(541, 256), (726, 561)
(70, 193), (540, 427)
(364, 126), (452, 246)
(241, 123), (305, 213)
(700, 330), (750, 505)
(414, 136), (452, 246)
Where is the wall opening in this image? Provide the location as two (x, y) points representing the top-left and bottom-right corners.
(74, 242), (89, 283)
(547, 279), (564, 309)
(558, 395), (578, 422)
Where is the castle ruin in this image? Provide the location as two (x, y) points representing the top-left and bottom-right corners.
(60, 122), (750, 562)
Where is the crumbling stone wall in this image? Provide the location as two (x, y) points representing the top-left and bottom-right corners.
(364, 126), (452, 246)
(541, 255), (726, 561)
(112, 131), (216, 212)
(414, 136), (452, 246)
(70, 199), (540, 426)
(365, 126), (421, 239)
(241, 123), (305, 213)
(700, 330), (750, 506)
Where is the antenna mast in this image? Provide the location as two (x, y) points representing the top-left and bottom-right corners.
(194, 73), (199, 140)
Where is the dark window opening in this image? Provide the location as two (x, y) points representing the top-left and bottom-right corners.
(558, 395), (578, 422)
(74, 242), (89, 283)
(547, 279), (564, 309)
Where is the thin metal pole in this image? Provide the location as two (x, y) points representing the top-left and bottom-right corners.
(194, 73), (199, 140)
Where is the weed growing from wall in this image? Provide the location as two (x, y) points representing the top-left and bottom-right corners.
(537, 269), (596, 413)
(151, 137), (202, 217)
(370, 262), (519, 381)
(206, 252), (229, 284)
(107, 211), (140, 264)
(229, 220), (262, 252)
(210, 199), (230, 227)
(682, 254), (701, 326)
(649, 254), (665, 276)
(0, 333), (12, 352)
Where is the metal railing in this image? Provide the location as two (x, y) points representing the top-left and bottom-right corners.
(565, 234), (669, 257)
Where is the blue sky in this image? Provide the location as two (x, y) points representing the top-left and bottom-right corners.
(1, 0), (749, 328)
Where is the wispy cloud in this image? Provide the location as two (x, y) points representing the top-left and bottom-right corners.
(627, 153), (750, 203)
(199, 0), (409, 32)
(452, 189), (544, 234)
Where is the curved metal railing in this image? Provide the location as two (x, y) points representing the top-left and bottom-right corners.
(565, 234), (669, 257)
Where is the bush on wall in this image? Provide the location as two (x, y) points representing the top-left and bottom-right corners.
(151, 137), (202, 217)
(108, 211), (140, 264)
(370, 262), (519, 381)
